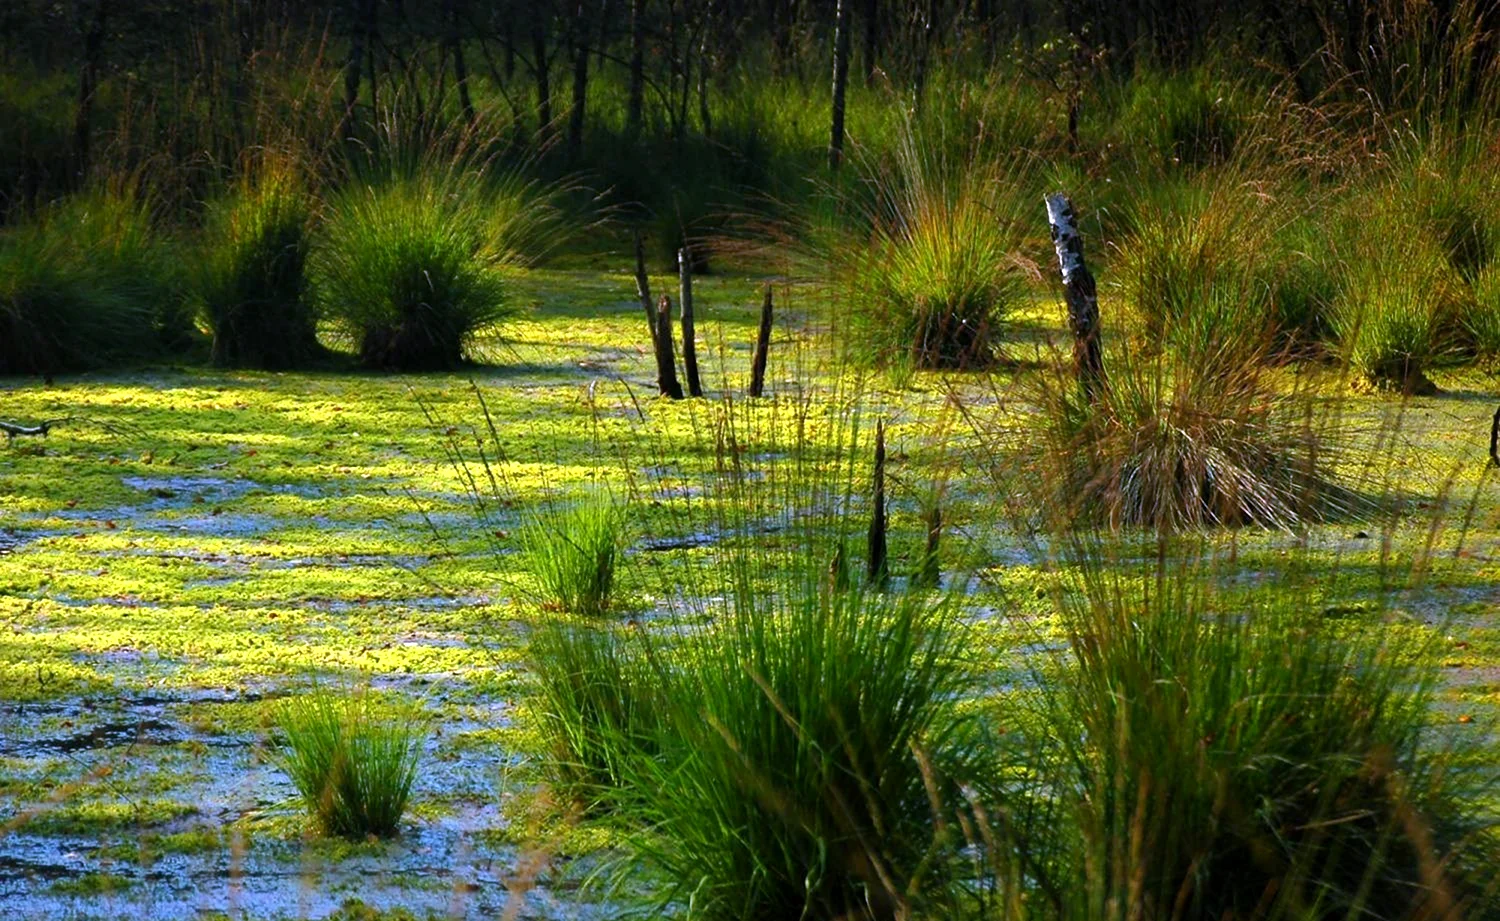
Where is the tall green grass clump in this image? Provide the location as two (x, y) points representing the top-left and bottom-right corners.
(1470, 263), (1500, 363)
(313, 176), (514, 371)
(520, 492), (625, 618)
(997, 543), (1494, 920)
(1329, 215), (1466, 394)
(835, 136), (1033, 370)
(525, 622), (659, 809)
(274, 689), (425, 839)
(0, 186), (186, 374)
(1114, 68), (1248, 169)
(613, 578), (975, 921)
(1113, 176), (1284, 361)
(198, 158), (323, 369)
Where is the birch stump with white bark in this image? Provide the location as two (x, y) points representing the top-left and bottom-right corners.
(1045, 193), (1105, 401)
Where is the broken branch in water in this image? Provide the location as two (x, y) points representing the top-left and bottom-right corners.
(1, 416), (140, 441)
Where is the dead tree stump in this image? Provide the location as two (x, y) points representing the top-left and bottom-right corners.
(1045, 193), (1105, 401)
(915, 499), (941, 589)
(749, 284), (773, 398)
(1491, 405), (1499, 467)
(654, 295), (684, 400)
(679, 248), (703, 397)
(634, 230), (657, 340)
(867, 419), (888, 589)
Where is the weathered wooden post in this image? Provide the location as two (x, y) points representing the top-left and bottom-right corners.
(679, 248), (703, 397)
(867, 419), (888, 589)
(749, 284), (773, 398)
(654, 295), (684, 400)
(1045, 193), (1105, 401)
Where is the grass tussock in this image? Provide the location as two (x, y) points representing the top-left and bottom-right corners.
(274, 688), (425, 840)
(1112, 175), (1285, 362)
(313, 175), (515, 371)
(198, 155), (323, 369)
(609, 581), (975, 921)
(833, 133), (1035, 370)
(0, 185), (187, 375)
(985, 543), (1496, 921)
(1023, 345), (1346, 532)
(525, 622), (659, 809)
(520, 491), (625, 618)
(1329, 214), (1467, 394)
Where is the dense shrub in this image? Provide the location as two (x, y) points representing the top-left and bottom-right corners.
(198, 160), (323, 369)
(1116, 69), (1247, 168)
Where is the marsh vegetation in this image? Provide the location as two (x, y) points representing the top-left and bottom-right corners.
(4, 2), (1500, 919)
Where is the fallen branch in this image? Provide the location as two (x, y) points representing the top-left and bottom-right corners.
(2, 416), (141, 442)
(2, 418), (70, 440)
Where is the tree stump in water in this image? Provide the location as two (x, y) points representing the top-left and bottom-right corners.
(679, 248), (702, 398)
(1045, 193), (1105, 401)
(749, 285), (773, 398)
(654, 295), (684, 400)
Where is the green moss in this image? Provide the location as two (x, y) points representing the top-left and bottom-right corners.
(19, 799), (197, 836)
(48, 871), (134, 896)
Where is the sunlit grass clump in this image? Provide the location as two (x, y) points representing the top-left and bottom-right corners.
(526, 622), (658, 808)
(1329, 224), (1464, 394)
(313, 176), (514, 370)
(198, 157), (323, 369)
(606, 579), (975, 920)
(1114, 177), (1282, 361)
(836, 140), (1033, 370)
(520, 492), (625, 617)
(274, 689), (425, 839)
(0, 186), (185, 374)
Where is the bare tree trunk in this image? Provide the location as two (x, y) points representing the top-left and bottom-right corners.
(913, 0), (938, 111)
(1491, 405), (1500, 467)
(531, 11), (553, 142)
(338, 0), (367, 140)
(626, 0), (646, 143)
(915, 497), (941, 588)
(364, 0), (379, 119)
(749, 284), (773, 398)
(679, 248), (702, 397)
(567, 0), (590, 160)
(862, 0), (879, 86)
(654, 296), (685, 399)
(447, 0), (475, 125)
(1045, 193), (1105, 402)
(828, 0), (851, 170)
(696, 0), (714, 136)
(867, 419), (888, 589)
(634, 231), (657, 338)
(72, 0), (108, 181)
